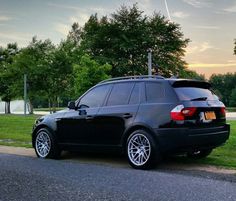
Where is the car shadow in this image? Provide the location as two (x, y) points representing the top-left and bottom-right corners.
(59, 151), (210, 171)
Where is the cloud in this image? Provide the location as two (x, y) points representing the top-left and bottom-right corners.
(188, 63), (236, 68)
(224, 4), (236, 13)
(194, 25), (220, 30)
(186, 42), (215, 55)
(227, 60), (236, 63)
(55, 23), (70, 36)
(69, 13), (89, 26)
(182, 0), (212, 8)
(48, 2), (81, 11)
(188, 64), (236, 78)
(172, 11), (189, 19)
(0, 31), (34, 47)
(0, 15), (11, 21)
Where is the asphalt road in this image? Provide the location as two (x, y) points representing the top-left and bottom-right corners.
(1, 153), (236, 201)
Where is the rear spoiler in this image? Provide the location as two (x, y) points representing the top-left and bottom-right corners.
(169, 79), (211, 89)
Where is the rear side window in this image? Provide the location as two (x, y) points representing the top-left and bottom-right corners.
(107, 82), (134, 106)
(145, 82), (165, 103)
(174, 87), (219, 101)
(129, 83), (140, 105)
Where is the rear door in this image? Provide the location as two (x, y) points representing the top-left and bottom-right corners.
(172, 80), (226, 126)
(92, 82), (140, 145)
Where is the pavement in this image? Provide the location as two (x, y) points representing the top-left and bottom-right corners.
(0, 145), (236, 175)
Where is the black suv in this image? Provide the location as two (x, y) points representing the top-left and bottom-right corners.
(32, 76), (230, 169)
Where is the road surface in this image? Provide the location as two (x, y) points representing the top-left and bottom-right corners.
(1, 153), (236, 201)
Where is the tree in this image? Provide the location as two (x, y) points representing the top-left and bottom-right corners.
(0, 43), (19, 113)
(73, 55), (111, 97)
(209, 73), (236, 106)
(78, 4), (190, 77)
(44, 42), (74, 112)
(234, 39), (236, 55)
(230, 87), (236, 107)
(13, 37), (73, 113)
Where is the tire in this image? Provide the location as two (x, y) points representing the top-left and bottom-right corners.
(126, 129), (161, 170)
(187, 149), (212, 159)
(34, 128), (61, 159)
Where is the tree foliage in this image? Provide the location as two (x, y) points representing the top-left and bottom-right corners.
(73, 55), (111, 97)
(12, 37), (73, 112)
(234, 39), (236, 55)
(0, 4), (205, 112)
(0, 43), (19, 113)
(79, 5), (190, 77)
(230, 87), (236, 107)
(209, 73), (236, 106)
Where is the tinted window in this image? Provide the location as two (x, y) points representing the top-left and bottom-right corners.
(174, 87), (219, 101)
(146, 82), (165, 103)
(129, 83), (140, 105)
(79, 85), (110, 108)
(107, 82), (134, 106)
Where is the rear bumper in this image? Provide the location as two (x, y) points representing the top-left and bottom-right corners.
(155, 124), (230, 153)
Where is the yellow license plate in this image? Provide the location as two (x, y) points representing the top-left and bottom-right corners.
(204, 111), (216, 120)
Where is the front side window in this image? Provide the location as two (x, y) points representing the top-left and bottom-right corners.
(79, 84), (110, 108)
(107, 82), (134, 106)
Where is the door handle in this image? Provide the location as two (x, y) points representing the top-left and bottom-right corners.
(123, 113), (133, 119)
(86, 116), (94, 121)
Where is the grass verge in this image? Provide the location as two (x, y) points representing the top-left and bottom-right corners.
(0, 114), (235, 169)
(0, 114), (40, 148)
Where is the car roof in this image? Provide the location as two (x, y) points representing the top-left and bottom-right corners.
(99, 76), (210, 88)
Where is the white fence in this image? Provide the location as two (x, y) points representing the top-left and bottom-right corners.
(0, 100), (29, 114)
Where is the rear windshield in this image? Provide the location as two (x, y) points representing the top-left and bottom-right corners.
(174, 87), (219, 101)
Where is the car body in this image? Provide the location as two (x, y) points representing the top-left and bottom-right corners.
(32, 75), (230, 169)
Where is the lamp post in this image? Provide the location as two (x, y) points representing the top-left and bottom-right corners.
(148, 48), (152, 76)
(24, 74), (27, 115)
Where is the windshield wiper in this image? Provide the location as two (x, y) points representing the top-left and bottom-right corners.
(190, 97), (208, 101)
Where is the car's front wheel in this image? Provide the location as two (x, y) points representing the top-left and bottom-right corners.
(126, 130), (160, 169)
(34, 128), (61, 159)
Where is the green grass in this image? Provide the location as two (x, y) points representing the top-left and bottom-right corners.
(226, 107), (236, 112)
(0, 114), (40, 148)
(0, 114), (235, 169)
(34, 107), (65, 112)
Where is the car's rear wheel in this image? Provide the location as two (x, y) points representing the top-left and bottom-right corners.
(187, 148), (212, 159)
(126, 130), (160, 169)
(34, 128), (61, 159)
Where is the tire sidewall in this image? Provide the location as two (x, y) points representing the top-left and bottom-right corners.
(126, 129), (160, 170)
(34, 128), (60, 159)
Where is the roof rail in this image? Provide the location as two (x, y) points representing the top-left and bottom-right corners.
(99, 75), (165, 84)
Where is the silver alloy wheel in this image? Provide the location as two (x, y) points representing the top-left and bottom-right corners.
(35, 131), (51, 158)
(127, 133), (151, 166)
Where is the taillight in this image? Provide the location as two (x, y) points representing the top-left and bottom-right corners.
(171, 105), (197, 121)
(220, 107), (226, 117)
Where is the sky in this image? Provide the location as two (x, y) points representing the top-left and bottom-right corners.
(0, 0), (236, 78)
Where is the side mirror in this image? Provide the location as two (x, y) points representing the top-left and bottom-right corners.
(68, 101), (76, 110)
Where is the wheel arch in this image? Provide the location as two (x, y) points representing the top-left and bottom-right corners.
(32, 124), (56, 148)
(121, 123), (158, 152)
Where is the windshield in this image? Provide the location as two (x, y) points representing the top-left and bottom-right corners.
(174, 87), (219, 101)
